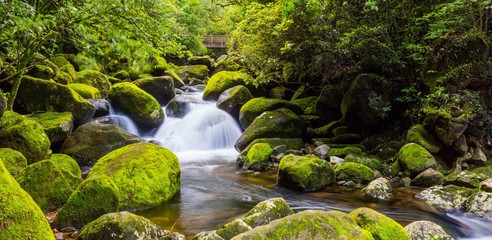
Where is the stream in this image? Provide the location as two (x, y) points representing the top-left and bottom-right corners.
(110, 92), (492, 239)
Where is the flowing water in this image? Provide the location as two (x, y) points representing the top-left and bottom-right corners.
(111, 92), (492, 239)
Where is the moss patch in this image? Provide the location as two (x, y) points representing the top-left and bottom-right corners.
(405, 124), (442, 153)
(328, 146), (364, 158)
(349, 207), (409, 240)
(239, 97), (303, 129)
(278, 154), (335, 191)
(68, 83), (102, 99)
(244, 143), (273, 170)
(335, 162), (374, 184)
(203, 71), (253, 101)
(30, 111), (73, 149)
(0, 148), (27, 177)
(396, 143), (437, 176)
(344, 153), (384, 171)
(74, 70), (111, 98)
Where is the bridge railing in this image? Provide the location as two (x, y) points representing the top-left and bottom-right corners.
(202, 35), (230, 49)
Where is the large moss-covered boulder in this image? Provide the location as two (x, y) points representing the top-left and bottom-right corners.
(189, 55), (214, 69)
(241, 198), (294, 228)
(68, 83), (102, 99)
(0, 160), (55, 240)
(235, 108), (304, 151)
(133, 76), (175, 105)
(278, 154), (335, 191)
(0, 111), (51, 163)
(61, 122), (140, 167)
(405, 124), (442, 153)
(16, 76), (95, 125)
(0, 148), (27, 177)
(396, 143), (437, 177)
(15, 159), (82, 212)
(232, 210), (374, 240)
(341, 73), (391, 127)
(362, 177), (392, 201)
(53, 175), (120, 229)
(108, 82), (164, 128)
(239, 97), (303, 129)
(416, 185), (477, 211)
(49, 154), (81, 178)
(74, 70), (111, 98)
(78, 211), (170, 240)
(243, 143), (273, 170)
(217, 85), (253, 120)
(335, 162), (374, 184)
(174, 65), (209, 84)
(27, 64), (55, 80)
(30, 111), (73, 150)
(349, 207), (409, 240)
(404, 221), (453, 240)
(203, 71), (253, 101)
(87, 142), (181, 211)
(314, 84), (344, 125)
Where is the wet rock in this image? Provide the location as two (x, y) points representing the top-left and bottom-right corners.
(362, 177), (392, 201)
(415, 185), (477, 211)
(411, 168), (444, 187)
(0, 148), (27, 177)
(314, 144), (330, 160)
(444, 166), (492, 188)
(335, 162), (374, 184)
(78, 211), (169, 240)
(480, 177), (492, 192)
(396, 143), (437, 177)
(330, 156), (344, 165)
(73, 70), (111, 98)
(241, 198), (294, 228)
(133, 76), (175, 105)
(240, 138), (304, 156)
(193, 231), (224, 240)
(174, 65), (209, 84)
(242, 143), (272, 170)
(68, 83), (101, 99)
(165, 94), (205, 118)
(30, 111), (73, 150)
(463, 192), (492, 221)
(189, 55), (214, 69)
(344, 153), (383, 171)
(61, 122), (140, 167)
(88, 99), (110, 117)
(435, 118), (468, 146)
(203, 71), (252, 101)
(278, 155), (335, 191)
(217, 85), (253, 120)
(349, 207), (409, 240)
(239, 97), (303, 130)
(272, 145), (289, 156)
(405, 124), (442, 153)
(216, 219), (252, 239)
(404, 221), (452, 240)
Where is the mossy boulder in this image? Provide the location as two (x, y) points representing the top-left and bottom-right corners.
(61, 122), (140, 167)
(239, 97), (303, 129)
(189, 55), (214, 69)
(341, 73), (391, 127)
(239, 138), (305, 157)
(335, 162), (374, 184)
(232, 210), (374, 240)
(344, 153), (383, 171)
(87, 142), (181, 211)
(113, 69), (131, 81)
(292, 96), (317, 114)
(0, 148), (27, 177)
(50, 55), (71, 68)
(174, 65), (209, 84)
(68, 83), (102, 99)
(0, 111), (51, 163)
(0, 160), (55, 240)
(217, 85), (253, 120)
(30, 111), (73, 150)
(328, 146), (364, 158)
(278, 154), (335, 191)
(216, 219), (251, 239)
(49, 154), (81, 178)
(444, 166), (492, 188)
(215, 55), (243, 73)
(415, 185), (477, 211)
(74, 70), (111, 98)
(235, 108), (304, 152)
(55, 71), (73, 84)
(405, 124), (442, 153)
(463, 192), (492, 221)
(411, 168), (444, 187)
(53, 175), (120, 229)
(242, 198), (294, 228)
(15, 159), (82, 212)
(404, 221), (453, 240)
(396, 143), (437, 177)
(133, 76), (175, 105)
(108, 82), (164, 128)
(27, 64), (55, 80)
(314, 85), (344, 125)
(243, 143), (273, 170)
(16, 76), (96, 125)
(349, 207), (409, 240)
(78, 211), (170, 240)
(362, 178), (392, 201)
(203, 71), (253, 101)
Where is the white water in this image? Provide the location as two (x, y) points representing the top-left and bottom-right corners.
(108, 105), (140, 136)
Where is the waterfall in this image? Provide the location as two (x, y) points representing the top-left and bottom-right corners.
(102, 104), (140, 136)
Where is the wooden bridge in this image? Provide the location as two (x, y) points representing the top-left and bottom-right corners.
(202, 35), (229, 49)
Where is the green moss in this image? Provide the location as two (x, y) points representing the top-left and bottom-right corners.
(55, 71), (73, 85)
(239, 97), (303, 129)
(344, 153), (384, 171)
(174, 65), (209, 83)
(87, 142), (180, 211)
(203, 71), (253, 101)
(406, 124), (442, 153)
(68, 83), (102, 99)
(133, 76), (175, 105)
(216, 219), (251, 239)
(240, 138), (305, 156)
(113, 69), (130, 81)
(335, 162), (374, 184)
(27, 64), (55, 80)
(396, 143), (437, 176)
(242, 198), (294, 228)
(328, 146), (364, 158)
(108, 82), (164, 128)
(30, 111), (73, 148)
(278, 154), (335, 191)
(189, 55), (213, 67)
(0, 161), (55, 240)
(53, 175), (119, 229)
(50, 154), (81, 178)
(349, 207), (409, 240)
(444, 166), (492, 188)
(0, 111), (51, 163)
(142, 56), (169, 76)
(217, 85), (254, 119)
(165, 69), (186, 88)
(74, 70), (111, 98)
(0, 148), (27, 177)
(421, 108), (452, 120)
(291, 96), (317, 114)
(50, 55), (71, 68)
(244, 143), (273, 170)
(59, 63), (77, 80)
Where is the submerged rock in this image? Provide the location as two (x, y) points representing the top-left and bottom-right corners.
(0, 148), (27, 177)
(278, 154), (334, 191)
(349, 207), (409, 240)
(362, 177), (392, 201)
(404, 221), (452, 240)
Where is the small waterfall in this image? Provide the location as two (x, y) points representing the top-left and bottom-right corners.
(105, 104), (140, 136)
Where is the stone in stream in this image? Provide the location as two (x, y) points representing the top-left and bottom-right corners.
(217, 85), (253, 120)
(415, 185), (477, 211)
(463, 192), (492, 222)
(133, 76), (175, 105)
(404, 221), (453, 240)
(203, 71), (253, 101)
(0, 148), (27, 177)
(88, 98), (110, 117)
(242, 143), (273, 170)
(348, 207), (410, 240)
(480, 177), (492, 192)
(335, 162), (374, 184)
(411, 168), (444, 187)
(68, 83), (102, 99)
(278, 154), (335, 191)
(405, 124), (442, 153)
(444, 166), (492, 188)
(238, 97), (303, 130)
(362, 177), (392, 201)
(313, 144), (330, 160)
(174, 65), (209, 84)
(188, 55), (214, 69)
(396, 143), (437, 177)
(344, 153), (384, 172)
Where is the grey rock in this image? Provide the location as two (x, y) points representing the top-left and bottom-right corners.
(412, 168), (444, 187)
(362, 177), (392, 201)
(314, 144), (331, 160)
(404, 221), (453, 240)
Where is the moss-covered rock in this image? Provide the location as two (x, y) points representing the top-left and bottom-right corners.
(55, 71), (73, 84)
(235, 108), (304, 151)
(335, 162), (374, 184)
(292, 96), (317, 114)
(87, 142), (180, 211)
(243, 143), (273, 170)
(27, 64), (55, 80)
(189, 55), (214, 69)
(60, 63), (77, 80)
(15, 159), (81, 212)
(0, 148), (27, 177)
(74, 70), (111, 98)
(314, 85), (344, 125)
(0, 111), (51, 163)
(239, 97), (303, 129)
(50, 55), (71, 68)
(241, 198), (294, 228)
(216, 220), (251, 240)
(405, 124), (442, 153)
(444, 166), (492, 188)
(214, 55), (243, 73)
(411, 168), (444, 187)
(68, 83), (102, 99)
(217, 85), (253, 120)
(30, 111), (73, 150)
(174, 65), (209, 84)
(396, 143), (437, 177)
(278, 154), (335, 191)
(193, 231), (224, 240)
(140, 56), (169, 77)
(165, 69), (186, 88)
(239, 138), (305, 157)
(0, 160), (55, 240)
(78, 211), (169, 240)
(404, 221), (453, 240)
(53, 175), (120, 229)
(113, 69), (131, 81)
(268, 86), (289, 99)
(362, 178), (392, 201)
(344, 153), (383, 171)
(133, 76), (175, 105)
(328, 146), (364, 158)
(16, 76), (96, 125)
(463, 192), (492, 221)
(50, 154), (81, 178)
(108, 82), (164, 128)
(349, 207), (409, 240)
(203, 71), (253, 101)
(61, 122), (140, 167)
(415, 185), (477, 211)
(232, 210), (374, 240)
